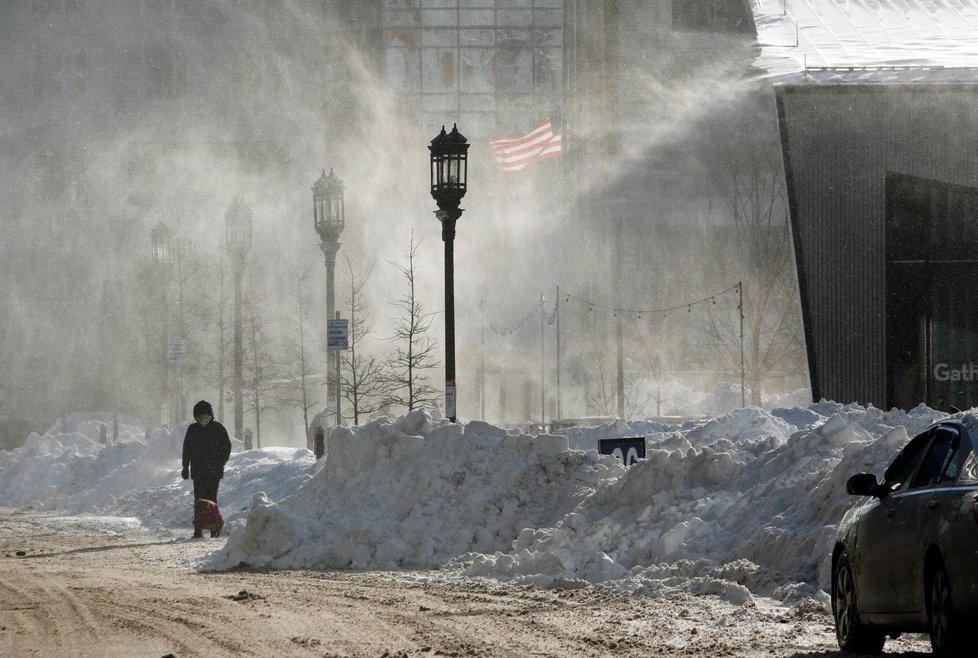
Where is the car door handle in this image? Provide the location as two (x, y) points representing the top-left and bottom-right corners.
(927, 499), (939, 510)
(886, 507), (896, 518)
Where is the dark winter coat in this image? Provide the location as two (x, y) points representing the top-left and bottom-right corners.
(182, 421), (231, 480)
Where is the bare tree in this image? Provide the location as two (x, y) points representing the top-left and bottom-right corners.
(279, 265), (321, 448)
(242, 282), (279, 448)
(568, 309), (654, 418)
(340, 257), (388, 425)
(699, 91), (807, 404)
(193, 258), (233, 424)
(569, 312), (617, 416)
(383, 234), (440, 412)
(167, 242), (213, 421)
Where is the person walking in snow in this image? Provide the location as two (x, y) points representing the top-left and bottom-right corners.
(181, 400), (231, 538)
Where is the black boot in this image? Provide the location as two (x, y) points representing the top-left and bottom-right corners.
(192, 528), (204, 539)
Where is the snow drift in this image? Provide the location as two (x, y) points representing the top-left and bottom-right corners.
(0, 403), (948, 605)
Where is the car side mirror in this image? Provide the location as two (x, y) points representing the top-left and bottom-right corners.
(847, 472), (882, 497)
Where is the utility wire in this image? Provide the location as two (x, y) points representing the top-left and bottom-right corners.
(560, 283), (742, 317)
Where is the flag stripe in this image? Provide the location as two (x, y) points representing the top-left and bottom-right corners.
(489, 120), (554, 148)
(489, 119), (562, 172)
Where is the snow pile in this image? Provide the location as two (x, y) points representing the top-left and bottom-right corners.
(0, 403), (952, 603)
(210, 403), (944, 604)
(0, 412), (317, 532)
(460, 404), (940, 600)
(218, 411), (618, 571)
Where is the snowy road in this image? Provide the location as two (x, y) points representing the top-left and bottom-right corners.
(0, 510), (933, 658)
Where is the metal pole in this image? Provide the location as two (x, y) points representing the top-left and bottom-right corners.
(233, 266), (243, 440)
(322, 241), (339, 426)
(439, 210), (459, 423)
(540, 293), (545, 427)
(739, 281), (746, 408)
(556, 285), (561, 420)
(335, 311), (342, 425)
(160, 276), (169, 426)
(615, 216), (625, 419)
(445, 225), (457, 422)
(480, 299), (486, 421)
(217, 264), (225, 423)
(326, 252), (335, 424)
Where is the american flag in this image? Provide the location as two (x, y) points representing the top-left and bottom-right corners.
(489, 119), (562, 173)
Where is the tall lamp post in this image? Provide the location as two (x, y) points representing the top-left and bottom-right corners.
(151, 222), (174, 426)
(313, 169), (345, 427)
(429, 124), (469, 423)
(225, 198), (253, 445)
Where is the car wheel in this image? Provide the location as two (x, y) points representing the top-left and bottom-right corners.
(832, 555), (885, 654)
(928, 561), (964, 656)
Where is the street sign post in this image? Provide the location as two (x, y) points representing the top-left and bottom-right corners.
(167, 338), (186, 365)
(327, 319), (348, 351)
(445, 379), (456, 421)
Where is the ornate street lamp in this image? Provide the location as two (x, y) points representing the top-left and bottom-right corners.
(151, 222), (174, 426)
(225, 198), (253, 446)
(313, 169), (345, 429)
(429, 124), (469, 423)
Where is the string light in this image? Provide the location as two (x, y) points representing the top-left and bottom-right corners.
(558, 283), (741, 318)
(486, 283), (740, 337)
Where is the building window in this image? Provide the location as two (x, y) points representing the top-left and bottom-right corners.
(33, 146), (65, 198)
(886, 174), (978, 412)
(32, 0), (83, 15)
(64, 54), (88, 96)
(672, 0), (752, 33)
(384, 3), (563, 136)
(495, 48), (533, 93)
(145, 48), (187, 99)
(31, 51), (88, 101)
(32, 51), (62, 100)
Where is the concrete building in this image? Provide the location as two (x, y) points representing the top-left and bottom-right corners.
(750, 0), (978, 411)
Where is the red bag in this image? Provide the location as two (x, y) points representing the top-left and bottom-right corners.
(193, 498), (224, 536)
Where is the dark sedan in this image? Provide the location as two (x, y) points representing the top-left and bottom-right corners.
(832, 416), (978, 655)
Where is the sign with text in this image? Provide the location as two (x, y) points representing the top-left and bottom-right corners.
(327, 319), (349, 350)
(598, 437), (645, 467)
(445, 380), (456, 419)
(167, 338), (186, 364)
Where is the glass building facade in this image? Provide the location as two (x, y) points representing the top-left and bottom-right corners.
(886, 173), (978, 412)
(382, 0), (563, 137)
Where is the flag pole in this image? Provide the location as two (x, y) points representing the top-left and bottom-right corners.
(556, 285), (561, 420)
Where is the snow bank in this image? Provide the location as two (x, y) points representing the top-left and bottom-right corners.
(210, 403), (943, 603)
(0, 413), (318, 532)
(217, 410), (614, 571)
(0, 403), (951, 603)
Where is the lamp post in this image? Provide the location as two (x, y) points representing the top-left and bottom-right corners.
(225, 198), (253, 445)
(313, 169), (345, 427)
(429, 124), (469, 423)
(151, 221), (173, 425)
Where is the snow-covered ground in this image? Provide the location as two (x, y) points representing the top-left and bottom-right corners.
(0, 401), (948, 608)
